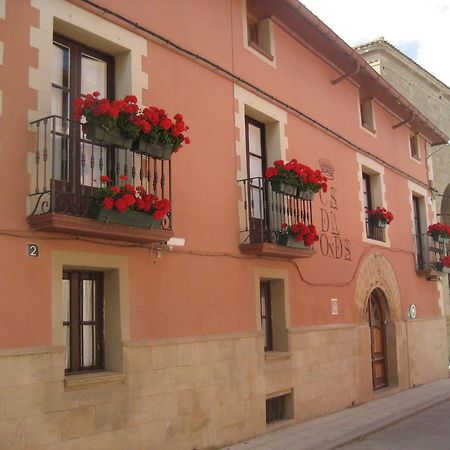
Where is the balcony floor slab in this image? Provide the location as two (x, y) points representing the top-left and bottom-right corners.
(28, 213), (173, 244)
(239, 243), (315, 259)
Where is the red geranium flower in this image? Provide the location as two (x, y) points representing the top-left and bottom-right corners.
(115, 197), (127, 213)
(102, 197), (114, 210)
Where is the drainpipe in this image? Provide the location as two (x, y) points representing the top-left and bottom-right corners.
(393, 110), (415, 129)
(332, 60), (361, 85)
(283, 0), (449, 145)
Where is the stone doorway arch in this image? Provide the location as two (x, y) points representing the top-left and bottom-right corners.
(354, 253), (406, 398)
(355, 253), (402, 324)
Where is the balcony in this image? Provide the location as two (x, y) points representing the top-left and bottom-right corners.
(237, 177), (315, 258)
(414, 233), (449, 280)
(27, 116), (173, 244)
(365, 218), (385, 242)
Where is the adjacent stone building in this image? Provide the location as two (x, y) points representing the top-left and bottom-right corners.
(356, 38), (450, 354)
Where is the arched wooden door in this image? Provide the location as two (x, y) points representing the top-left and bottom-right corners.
(368, 291), (387, 389)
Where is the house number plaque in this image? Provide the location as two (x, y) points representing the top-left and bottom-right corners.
(27, 243), (39, 258)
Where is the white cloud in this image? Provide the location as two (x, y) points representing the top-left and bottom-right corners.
(300, 0), (450, 87)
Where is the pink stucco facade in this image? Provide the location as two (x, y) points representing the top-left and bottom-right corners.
(0, 1), (448, 448)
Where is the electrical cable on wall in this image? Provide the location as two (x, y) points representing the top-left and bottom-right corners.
(0, 228), (416, 288)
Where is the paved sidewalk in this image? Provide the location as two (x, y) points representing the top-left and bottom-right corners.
(222, 378), (450, 450)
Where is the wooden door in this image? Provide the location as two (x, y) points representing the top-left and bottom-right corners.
(369, 291), (387, 389)
(245, 117), (267, 243)
(52, 35), (115, 213)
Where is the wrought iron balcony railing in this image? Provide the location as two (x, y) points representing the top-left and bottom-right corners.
(237, 177), (313, 246)
(28, 115), (172, 230)
(414, 232), (449, 279)
(365, 218), (385, 242)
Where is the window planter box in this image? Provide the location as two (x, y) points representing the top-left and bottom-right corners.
(277, 233), (307, 249)
(433, 235), (450, 245)
(83, 122), (133, 148)
(270, 180), (297, 197)
(435, 263), (450, 273)
(298, 189), (315, 201)
(134, 140), (173, 160)
(88, 203), (162, 229)
(369, 219), (387, 229)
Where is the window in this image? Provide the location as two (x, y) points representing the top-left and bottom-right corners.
(246, 117), (267, 243)
(360, 98), (375, 133)
(412, 196), (424, 269)
(52, 34), (115, 187)
(259, 280), (288, 353)
(362, 172), (385, 242)
(245, 0), (274, 61)
(260, 281), (273, 351)
(409, 133), (419, 160)
(63, 271), (104, 374)
(266, 392), (293, 424)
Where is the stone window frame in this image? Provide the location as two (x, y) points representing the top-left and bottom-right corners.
(359, 96), (377, 135)
(254, 268), (290, 360)
(408, 180), (430, 270)
(356, 153), (391, 247)
(241, 0), (276, 67)
(234, 85), (288, 243)
(408, 131), (421, 162)
(52, 250), (130, 384)
(29, 0), (148, 122)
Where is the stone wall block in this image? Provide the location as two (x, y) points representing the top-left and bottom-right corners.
(95, 401), (126, 433)
(61, 406), (95, 441)
(123, 346), (152, 373)
(23, 412), (61, 447)
(151, 344), (177, 369)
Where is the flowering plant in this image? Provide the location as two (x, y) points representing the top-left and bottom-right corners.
(280, 222), (319, 246)
(75, 92), (142, 140)
(91, 175), (170, 220)
(265, 159), (328, 193)
(428, 222), (450, 241)
(367, 207), (394, 225)
(136, 107), (190, 152)
(441, 256), (450, 268)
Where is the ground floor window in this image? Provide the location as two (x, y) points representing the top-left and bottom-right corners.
(266, 391), (293, 424)
(259, 279), (288, 353)
(63, 270), (104, 374)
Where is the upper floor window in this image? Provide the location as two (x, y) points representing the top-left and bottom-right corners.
(360, 98), (376, 133)
(409, 133), (420, 160)
(245, 117), (267, 243)
(412, 195), (425, 269)
(245, 0), (274, 62)
(362, 172), (385, 242)
(52, 34), (115, 187)
(53, 34), (114, 123)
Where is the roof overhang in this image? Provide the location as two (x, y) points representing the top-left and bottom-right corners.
(251, 0), (449, 145)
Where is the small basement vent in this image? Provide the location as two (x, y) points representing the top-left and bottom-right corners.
(266, 392), (293, 424)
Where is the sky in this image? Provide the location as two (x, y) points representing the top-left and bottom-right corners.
(300, 0), (450, 87)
